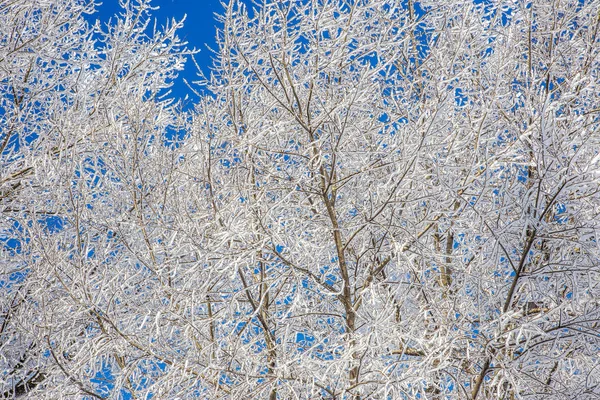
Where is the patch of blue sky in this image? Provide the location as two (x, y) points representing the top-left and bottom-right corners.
(90, 364), (116, 398)
(42, 215), (64, 234)
(93, 358), (170, 400)
(0, 268), (29, 293)
(0, 126), (36, 158)
(455, 87), (469, 107)
(324, 273), (338, 287)
(554, 202), (568, 223)
(295, 332), (316, 351)
(1, 236), (22, 257)
(312, 343), (340, 362)
(1, 219), (30, 255)
(516, 164), (530, 183)
(454, 233), (465, 249)
(218, 371), (238, 388)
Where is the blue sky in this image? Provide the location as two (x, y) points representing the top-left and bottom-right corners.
(94, 0), (231, 103)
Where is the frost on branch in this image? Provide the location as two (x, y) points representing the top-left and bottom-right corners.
(2, 0), (600, 399)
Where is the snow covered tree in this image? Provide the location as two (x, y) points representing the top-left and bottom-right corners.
(2, 0), (600, 399)
(184, 0), (600, 398)
(1, 0), (188, 397)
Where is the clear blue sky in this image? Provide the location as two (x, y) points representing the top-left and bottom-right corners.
(95, 0), (235, 104)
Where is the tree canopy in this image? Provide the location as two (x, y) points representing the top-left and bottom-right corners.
(2, 0), (600, 399)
